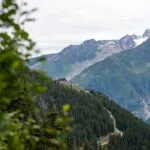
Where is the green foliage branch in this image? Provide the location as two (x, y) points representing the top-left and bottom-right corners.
(0, 0), (72, 149)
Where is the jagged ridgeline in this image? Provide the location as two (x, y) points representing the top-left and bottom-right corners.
(33, 71), (150, 150)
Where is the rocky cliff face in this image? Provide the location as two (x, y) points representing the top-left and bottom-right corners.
(143, 29), (150, 38)
(119, 34), (135, 50)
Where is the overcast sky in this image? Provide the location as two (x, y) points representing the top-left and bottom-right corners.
(26, 0), (150, 55)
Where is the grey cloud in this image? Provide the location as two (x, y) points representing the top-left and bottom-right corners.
(26, 0), (150, 55)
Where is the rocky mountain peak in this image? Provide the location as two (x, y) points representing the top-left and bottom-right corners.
(82, 39), (97, 46)
(143, 29), (150, 38)
(119, 34), (135, 50)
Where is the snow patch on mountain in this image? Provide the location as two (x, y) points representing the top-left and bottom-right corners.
(134, 37), (148, 46)
(143, 101), (150, 121)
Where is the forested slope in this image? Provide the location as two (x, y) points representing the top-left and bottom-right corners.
(34, 74), (150, 149)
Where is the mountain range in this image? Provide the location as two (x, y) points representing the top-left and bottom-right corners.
(30, 29), (150, 80)
(30, 29), (150, 121)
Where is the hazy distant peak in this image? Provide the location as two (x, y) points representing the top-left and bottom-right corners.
(82, 39), (97, 45)
(119, 34), (135, 50)
(143, 29), (150, 38)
